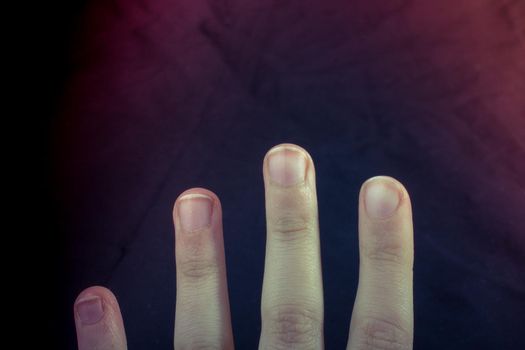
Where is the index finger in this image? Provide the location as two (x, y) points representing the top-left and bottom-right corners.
(347, 176), (414, 350)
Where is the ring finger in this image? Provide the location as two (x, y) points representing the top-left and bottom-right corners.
(173, 188), (234, 349)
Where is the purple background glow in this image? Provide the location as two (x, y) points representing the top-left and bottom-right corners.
(47, 0), (525, 348)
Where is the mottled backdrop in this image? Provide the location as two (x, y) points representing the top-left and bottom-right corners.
(49, 0), (524, 348)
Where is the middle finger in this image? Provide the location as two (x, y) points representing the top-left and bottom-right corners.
(259, 143), (324, 349)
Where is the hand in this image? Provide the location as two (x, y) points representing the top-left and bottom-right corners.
(73, 143), (414, 349)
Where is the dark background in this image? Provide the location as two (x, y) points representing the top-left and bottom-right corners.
(34, 0), (524, 348)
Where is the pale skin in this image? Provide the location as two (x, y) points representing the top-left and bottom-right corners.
(73, 143), (414, 350)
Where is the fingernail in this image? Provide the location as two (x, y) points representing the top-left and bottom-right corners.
(76, 295), (104, 325)
(267, 146), (307, 186)
(364, 177), (401, 219)
(178, 193), (213, 232)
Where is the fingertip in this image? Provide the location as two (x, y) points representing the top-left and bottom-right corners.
(173, 188), (221, 218)
(74, 286), (127, 350)
(75, 286), (117, 304)
(263, 143), (316, 189)
(74, 286), (120, 326)
(361, 175), (406, 194)
(264, 143), (313, 161)
(263, 143), (315, 173)
(360, 176), (411, 216)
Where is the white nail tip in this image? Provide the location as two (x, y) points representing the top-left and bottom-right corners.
(179, 193), (213, 201)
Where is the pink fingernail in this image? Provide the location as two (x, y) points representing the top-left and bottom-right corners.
(267, 146), (307, 187)
(178, 194), (213, 232)
(364, 177), (401, 219)
(76, 295), (104, 325)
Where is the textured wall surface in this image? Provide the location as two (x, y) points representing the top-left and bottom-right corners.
(56, 0), (525, 348)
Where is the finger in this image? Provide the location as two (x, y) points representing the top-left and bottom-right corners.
(173, 188), (234, 349)
(259, 144), (324, 349)
(74, 286), (127, 350)
(347, 176), (414, 350)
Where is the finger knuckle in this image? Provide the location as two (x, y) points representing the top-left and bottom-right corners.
(355, 317), (412, 350)
(178, 258), (219, 281)
(269, 214), (315, 242)
(363, 236), (407, 266)
(176, 343), (222, 350)
(264, 304), (322, 348)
